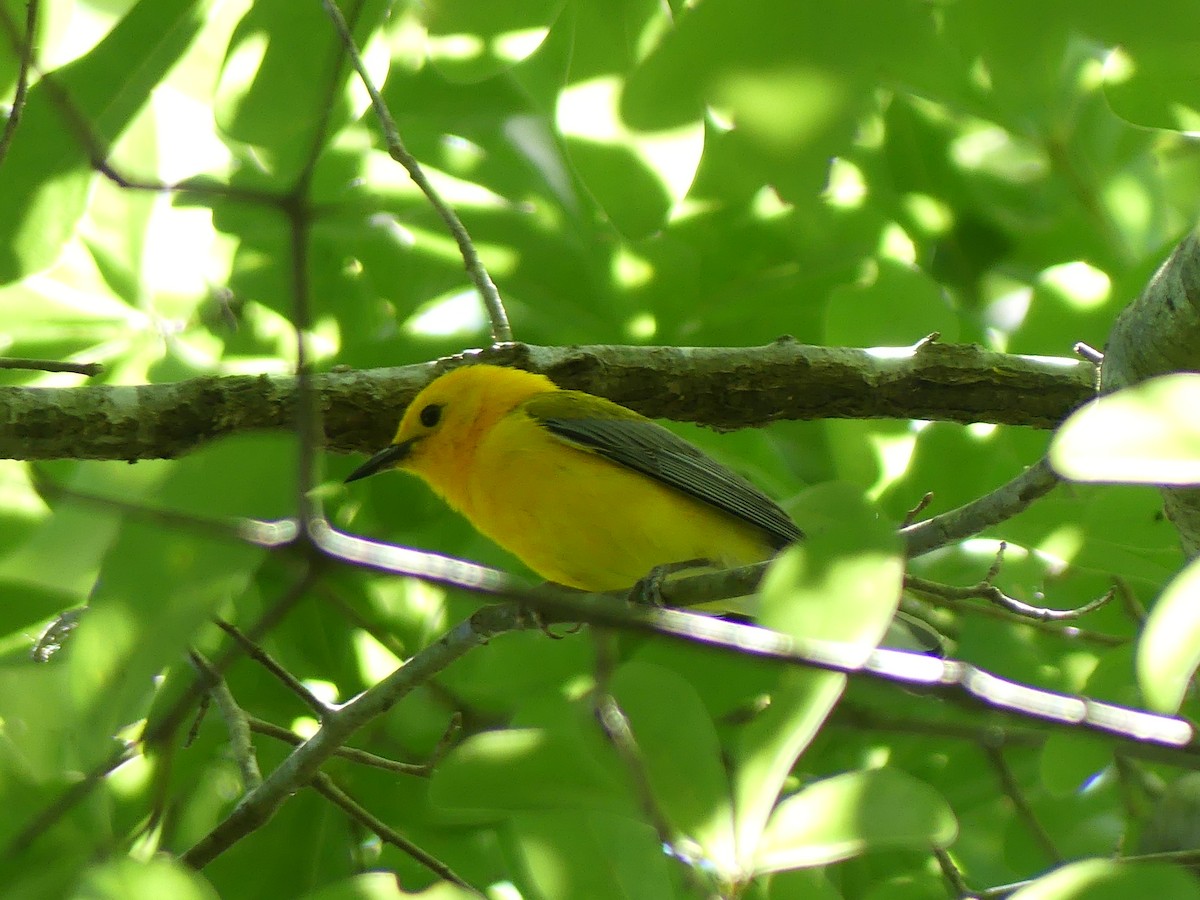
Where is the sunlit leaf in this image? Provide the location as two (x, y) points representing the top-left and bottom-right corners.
(610, 661), (735, 871)
(1009, 859), (1200, 899)
(732, 484), (903, 868)
(73, 856), (219, 900)
(1052, 374), (1200, 484)
(0, 0), (214, 285)
(1138, 554), (1200, 713)
(754, 769), (957, 874)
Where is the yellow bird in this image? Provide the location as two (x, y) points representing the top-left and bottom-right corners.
(345, 364), (801, 593)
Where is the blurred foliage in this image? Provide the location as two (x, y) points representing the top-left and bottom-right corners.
(2, 0), (1200, 897)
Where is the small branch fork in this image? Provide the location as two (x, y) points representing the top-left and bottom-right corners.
(906, 543), (1116, 623)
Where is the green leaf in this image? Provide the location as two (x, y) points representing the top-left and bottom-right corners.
(757, 482), (904, 647)
(1051, 374), (1200, 485)
(430, 694), (632, 817)
(732, 484), (904, 868)
(301, 871), (476, 899)
(554, 1), (702, 239)
(511, 810), (676, 900)
(0, 0), (214, 285)
(825, 259), (959, 347)
(1140, 773), (1200, 854)
(214, 0), (390, 179)
(73, 856), (219, 900)
(1104, 36), (1200, 132)
(1009, 859), (1200, 900)
(753, 769), (957, 874)
(1138, 554), (1200, 713)
(610, 660), (736, 871)
(420, 0), (566, 83)
(622, 0), (942, 199)
(1040, 733), (1115, 798)
(69, 435), (289, 761)
(766, 869), (845, 900)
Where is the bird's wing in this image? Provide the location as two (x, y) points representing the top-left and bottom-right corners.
(524, 391), (802, 549)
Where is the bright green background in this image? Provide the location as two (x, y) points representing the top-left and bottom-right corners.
(2, 0), (1200, 897)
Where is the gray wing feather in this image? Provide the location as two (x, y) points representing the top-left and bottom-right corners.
(538, 416), (802, 549)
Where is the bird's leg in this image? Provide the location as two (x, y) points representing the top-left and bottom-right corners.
(529, 583), (586, 638)
(628, 558), (716, 607)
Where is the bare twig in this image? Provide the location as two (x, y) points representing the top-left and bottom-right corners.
(902, 457), (1062, 557)
(905, 573), (1115, 622)
(591, 633), (679, 852)
(424, 712), (464, 772)
(247, 717), (426, 776)
(1074, 342), (1104, 365)
(182, 603), (517, 869)
(831, 704), (1044, 750)
(29, 471), (298, 548)
(594, 691), (684, 853)
(4, 742), (137, 856)
(311, 772), (484, 894)
(212, 619), (328, 717)
(1113, 577), (1147, 626)
(984, 745), (1061, 864)
(934, 847), (978, 899)
(0, 0), (38, 167)
(913, 588), (1124, 646)
(0, 357), (102, 377)
(319, 0), (512, 344)
(902, 492), (935, 527)
(190, 652), (263, 792)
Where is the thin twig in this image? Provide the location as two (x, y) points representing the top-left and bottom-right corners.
(0, 357), (102, 377)
(29, 472), (298, 548)
(831, 704), (1044, 750)
(984, 746), (1061, 864)
(310, 772), (484, 894)
(182, 603), (516, 869)
(594, 691), (682, 851)
(4, 743), (137, 856)
(905, 574), (1115, 622)
(902, 492), (935, 527)
(190, 652), (263, 792)
(1113, 577), (1147, 626)
(1074, 342), (1104, 365)
(213, 618), (328, 717)
(914, 589), (1125, 646)
(424, 712), (464, 772)
(318, 0), (512, 344)
(591, 632), (680, 852)
(934, 847), (978, 899)
(248, 717), (426, 775)
(142, 567), (322, 752)
(902, 457), (1062, 557)
(0, 0), (38, 167)
(975, 877), (1036, 900)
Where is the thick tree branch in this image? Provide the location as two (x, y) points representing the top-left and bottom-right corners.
(1101, 230), (1200, 554)
(1, 340), (1095, 461)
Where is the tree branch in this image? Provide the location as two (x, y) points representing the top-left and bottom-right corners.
(1, 341), (1095, 461)
(1101, 229), (1200, 554)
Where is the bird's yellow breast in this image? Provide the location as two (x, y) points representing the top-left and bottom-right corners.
(456, 409), (777, 591)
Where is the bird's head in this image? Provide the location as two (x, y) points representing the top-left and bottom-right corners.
(344, 365), (557, 491)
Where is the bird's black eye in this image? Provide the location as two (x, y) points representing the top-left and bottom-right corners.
(419, 403), (443, 428)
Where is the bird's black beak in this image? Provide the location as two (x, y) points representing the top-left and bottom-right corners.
(344, 441), (413, 483)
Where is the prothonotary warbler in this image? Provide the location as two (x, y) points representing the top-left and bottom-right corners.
(344, 364), (801, 594)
